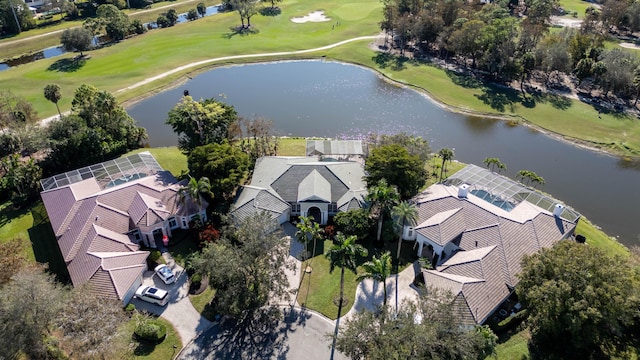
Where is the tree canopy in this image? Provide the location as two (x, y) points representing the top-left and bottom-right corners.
(364, 144), (427, 199)
(60, 27), (93, 56)
(333, 208), (374, 242)
(190, 212), (294, 321)
(166, 96), (238, 153)
(335, 294), (497, 360)
(517, 241), (640, 359)
(187, 142), (249, 203)
(45, 84), (146, 173)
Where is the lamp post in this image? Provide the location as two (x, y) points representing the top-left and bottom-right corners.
(8, 0), (22, 34)
(172, 344), (178, 359)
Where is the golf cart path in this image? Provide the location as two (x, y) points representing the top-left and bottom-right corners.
(115, 35), (381, 93)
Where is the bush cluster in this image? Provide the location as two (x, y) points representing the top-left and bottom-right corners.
(134, 320), (167, 343)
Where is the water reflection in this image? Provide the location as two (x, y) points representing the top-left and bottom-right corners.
(126, 60), (640, 247)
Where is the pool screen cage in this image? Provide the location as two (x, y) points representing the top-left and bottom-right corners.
(40, 152), (163, 192)
(443, 164), (580, 223)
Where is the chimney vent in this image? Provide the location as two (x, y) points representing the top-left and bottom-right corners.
(553, 204), (564, 217)
(458, 184), (469, 198)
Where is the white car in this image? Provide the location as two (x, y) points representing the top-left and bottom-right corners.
(154, 264), (175, 284)
(135, 285), (169, 306)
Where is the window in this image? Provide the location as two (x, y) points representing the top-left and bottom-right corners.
(132, 230), (142, 241)
(181, 218), (188, 228)
(290, 202), (300, 214)
(168, 217), (178, 229)
(328, 203), (338, 213)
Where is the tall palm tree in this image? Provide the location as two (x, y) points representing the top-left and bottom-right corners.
(43, 84), (62, 119)
(438, 148), (455, 182)
(295, 215), (324, 260)
(391, 201), (418, 261)
(366, 179), (399, 242)
(325, 233), (368, 307)
(326, 232), (367, 357)
(391, 201), (418, 315)
(356, 251), (392, 307)
(178, 176), (212, 219)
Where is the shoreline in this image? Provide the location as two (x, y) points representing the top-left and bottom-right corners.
(120, 54), (630, 162)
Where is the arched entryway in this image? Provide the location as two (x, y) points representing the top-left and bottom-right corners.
(307, 207), (322, 224)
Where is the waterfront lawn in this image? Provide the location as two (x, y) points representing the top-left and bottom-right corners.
(278, 137), (307, 156)
(123, 147), (188, 177)
(325, 41), (640, 157)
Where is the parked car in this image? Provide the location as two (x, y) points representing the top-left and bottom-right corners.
(154, 264), (175, 284)
(134, 285), (169, 306)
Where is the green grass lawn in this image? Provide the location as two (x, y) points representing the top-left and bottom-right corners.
(117, 315), (183, 359)
(558, 0), (593, 18)
(123, 146), (188, 177)
(296, 237), (416, 319)
(278, 137), (307, 156)
(189, 286), (218, 321)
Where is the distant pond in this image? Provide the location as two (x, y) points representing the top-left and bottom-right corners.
(127, 60), (640, 248)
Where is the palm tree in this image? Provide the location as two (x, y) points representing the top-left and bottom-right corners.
(438, 148), (455, 182)
(178, 176), (212, 221)
(366, 179), (399, 242)
(356, 251), (392, 307)
(391, 201), (418, 315)
(325, 233), (368, 307)
(43, 84), (62, 119)
(295, 215), (324, 261)
(326, 232), (367, 357)
(483, 157), (507, 173)
(391, 201), (418, 261)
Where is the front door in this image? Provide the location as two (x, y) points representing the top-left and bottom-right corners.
(308, 206), (322, 224)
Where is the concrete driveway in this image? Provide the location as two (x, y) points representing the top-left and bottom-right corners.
(130, 256), (213, 347)
(177, 307), (347, 360)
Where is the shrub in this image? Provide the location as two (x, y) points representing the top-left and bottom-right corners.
(191, 273), (202, 285)
(494, 309), (528, 333)
(156, 15), (169, 28)
(134, 319), (167, 343)
(125, 303), (136, 312)
(149, 250), (163, 263)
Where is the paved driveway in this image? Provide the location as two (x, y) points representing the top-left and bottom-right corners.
(130, 257), (213, 347)
(177, 307), (347, 360)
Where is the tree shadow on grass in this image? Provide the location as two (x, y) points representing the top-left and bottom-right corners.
(259, 7), (281, 16)
(445, 70), (483, 89)
(372, 52), (410, 71)
(46, 57), (87, 72)
(223, 26), (260, 39)
(28, 202), (70, 284)
(475, 86), (522, 113)
(546, 93), (572, 110)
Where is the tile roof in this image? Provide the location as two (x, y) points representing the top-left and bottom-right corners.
(305, 140), (363, 156)
(40, 153), (201, 301)
(231, 156), (367, 222)
(415, 164), (579, 324)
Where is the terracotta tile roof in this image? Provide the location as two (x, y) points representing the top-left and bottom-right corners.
(414, 164), (579, 324)
(40, 154), (201, 301)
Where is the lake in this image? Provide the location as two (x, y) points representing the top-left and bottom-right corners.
(127, 60), (640, 248)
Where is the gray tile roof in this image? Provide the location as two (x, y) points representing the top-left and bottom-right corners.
(231, 156), (367, 222)
(415, 164), (579, 324)
(306, 140), (363, 156)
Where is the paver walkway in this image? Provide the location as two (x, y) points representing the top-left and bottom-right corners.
(343, 257), (423, 321)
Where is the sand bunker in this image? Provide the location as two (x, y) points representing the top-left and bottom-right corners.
(291, 10), (331, 23)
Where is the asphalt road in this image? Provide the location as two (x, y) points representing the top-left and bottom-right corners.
(177, 307), (348, 360)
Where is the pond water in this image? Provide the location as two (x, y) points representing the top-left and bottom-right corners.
(0, 5), (220, 71)
(127, 60), (640, 247)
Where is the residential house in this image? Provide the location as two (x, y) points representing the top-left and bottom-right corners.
(403, 164), (580, 325)
(305, 139), (364, 162)
(231, 156), (367, 225)
(40, 152), (206, 304)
